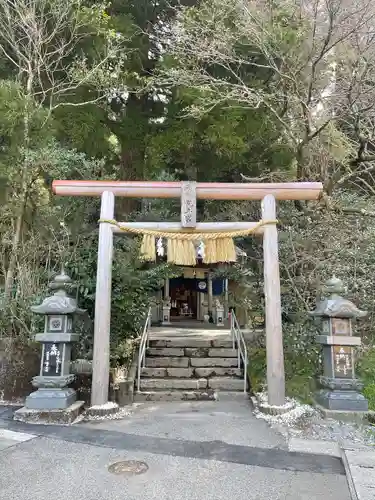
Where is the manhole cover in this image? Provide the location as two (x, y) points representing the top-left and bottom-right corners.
(108, 460), (149, 476)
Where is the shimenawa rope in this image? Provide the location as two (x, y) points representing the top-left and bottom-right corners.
(98, 218), (277, 265)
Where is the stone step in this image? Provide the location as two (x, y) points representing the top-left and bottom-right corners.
(141, 366), (243, 378)
(145, 356), (240, 368)
(208, 348), (237, 358)
(140, 378), (208, 391)
(194, 367), (242, 378)
(211, 339), (234, 349)
(134, 390), (216, 402)
(182, 347), (238, 357)
(145, 357), (189, 368)
(207, 377), (246, 391)
(147, 347), (185, 357)
(150, 338), (212, 348)
(141, 367), (194, 378)
(149, 337), (233, 349)
(184, 347), (210, 357)
(146, 347), (238, 358)
(190, 357), (238, 368)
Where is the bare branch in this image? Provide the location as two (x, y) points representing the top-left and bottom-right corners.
(154, 0), (375, 190)
(0, 0), (127, 110)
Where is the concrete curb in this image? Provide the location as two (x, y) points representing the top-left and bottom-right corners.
(288, 437), (375, 500)
(340, 445), (375, 500)
(287, 436), (375, 499)
(340, 447), (359, 500)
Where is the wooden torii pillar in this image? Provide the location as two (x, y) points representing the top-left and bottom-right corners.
(53, 180), (323, 407)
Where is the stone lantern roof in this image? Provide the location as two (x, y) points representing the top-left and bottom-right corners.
(309, 276), (367, 319)
(31, 268), (86, 316)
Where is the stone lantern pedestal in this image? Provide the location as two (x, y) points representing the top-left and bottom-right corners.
(14, 269), (85, 424)
(310, 277), (368, 418)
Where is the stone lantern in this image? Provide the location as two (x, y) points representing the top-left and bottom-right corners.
(14, 269), (85, 423)
(162, 296), (171, 325)
(150, 295), (161, 325)
(214, 299), (225, 326)
(310, 276), (368, 413)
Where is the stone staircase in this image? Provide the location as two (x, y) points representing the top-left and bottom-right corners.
(135, 330), (247, 401)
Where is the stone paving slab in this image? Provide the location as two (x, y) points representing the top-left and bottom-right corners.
(0, 428), (36, 451)
(342, 447), (375, 500)
(0, 438), (19, 450)
(287, 434), (375, 499)
(81, 399), (289, 449)
(288, 438), (341, 458)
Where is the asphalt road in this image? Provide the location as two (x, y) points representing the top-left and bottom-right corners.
(0, 400), (350, 500)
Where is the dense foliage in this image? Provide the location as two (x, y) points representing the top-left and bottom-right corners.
(0, 0), (375, 405)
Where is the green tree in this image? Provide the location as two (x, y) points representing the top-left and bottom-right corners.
(153, 0), (375, 194)
(0, 0), (126, 300)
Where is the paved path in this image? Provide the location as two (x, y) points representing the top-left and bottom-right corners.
(0, 428), (36, 450)
(0, 399), (351, 500)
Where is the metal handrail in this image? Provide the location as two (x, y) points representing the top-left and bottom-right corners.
(230, 312), (248, 393)
(137, 306), (152, 392)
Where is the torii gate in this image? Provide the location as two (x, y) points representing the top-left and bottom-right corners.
(52, 180), (323, 408)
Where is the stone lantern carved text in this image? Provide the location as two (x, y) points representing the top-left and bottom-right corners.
(42, 343), (63, 376)
(333, 346), (353, 378)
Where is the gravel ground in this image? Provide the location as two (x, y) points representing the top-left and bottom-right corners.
(253, 393), (375, 447)
(290, 415), (375, 446)
(288, 414), (375, 446)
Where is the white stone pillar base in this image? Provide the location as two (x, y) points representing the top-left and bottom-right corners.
(162, 306), (171, 325)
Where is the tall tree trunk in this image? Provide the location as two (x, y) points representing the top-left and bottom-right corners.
(115, 93), (150, 218)
(3, 205), (25, 302)
(3, 75), (33, 304)
(118, 144), (140, 215)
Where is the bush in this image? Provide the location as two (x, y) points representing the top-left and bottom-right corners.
(363, 384), (375, 412)
(247, 321), (321, 403)
(247, 346), (266, 393)
(357, 348), (375, 411)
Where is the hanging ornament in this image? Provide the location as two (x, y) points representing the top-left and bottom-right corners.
(156, 237), (164, 257)
(197, 240), (205, 259)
